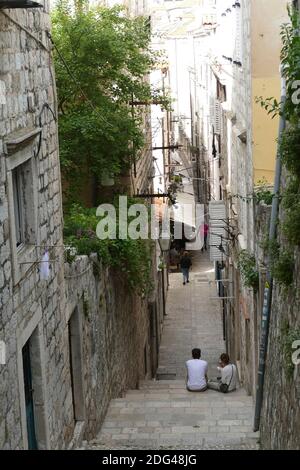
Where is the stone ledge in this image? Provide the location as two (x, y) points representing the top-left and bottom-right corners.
(4, 126), (41, 155)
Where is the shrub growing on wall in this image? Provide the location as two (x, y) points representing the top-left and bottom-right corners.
(238, 250), (259, 291)
(64, 203), (153, 294)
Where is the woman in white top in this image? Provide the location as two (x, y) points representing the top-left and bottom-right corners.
(208, 353), (238, 393)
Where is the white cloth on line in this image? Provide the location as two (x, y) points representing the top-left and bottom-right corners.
(40, 250), (50, 280)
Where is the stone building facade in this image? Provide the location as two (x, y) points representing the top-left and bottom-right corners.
(260, 249), (300, 449)
(185, 0), (256, 395)
(0, 4), (164, 449)
(63, 253), (164, 446)
(219, 0), (256, 398)
(187, 0), (299, 448)
(0, 3), (65, 449)
(259, 0), (300, 450)
(184, 0), (287, 400)
(259, 173), (300, 450)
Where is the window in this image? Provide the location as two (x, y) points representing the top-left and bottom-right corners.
(12, 165), (24, 247)
(234, 2), (243, 65)
(11, 159), (35, 248)
(6, 127), (39, 284)
(217, 80), (227, 103)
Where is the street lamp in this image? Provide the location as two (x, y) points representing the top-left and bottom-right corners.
(158, 232), (171, 253)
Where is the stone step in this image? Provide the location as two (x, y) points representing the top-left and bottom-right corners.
(99, 378), (257, 450)
(83, 255), (259, 450)
(89, 429), (259, 450)
(87, 438), (259, 450)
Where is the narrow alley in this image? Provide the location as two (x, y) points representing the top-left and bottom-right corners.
(1, 0), (300, 454)
(84, 252), (258, 450)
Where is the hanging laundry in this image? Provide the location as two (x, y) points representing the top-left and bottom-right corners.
(40, 250), (50, 280)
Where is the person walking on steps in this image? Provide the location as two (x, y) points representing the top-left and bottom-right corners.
(180, 251), (192, 285)
(201, 222), (209, 252)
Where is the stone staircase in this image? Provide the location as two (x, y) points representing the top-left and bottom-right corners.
(84, 253), (259, 450)
(85, 379), (259, 450)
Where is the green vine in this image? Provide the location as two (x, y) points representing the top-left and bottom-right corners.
(281, 177), (300, 246)
(280, 321), (300, 380)
(255, 6), (300, 285)
(279, 126), (300, 177)
(261, 239), (294, 287)
(254, 178), (274, 205)
(171, 175), (183, 184)
(238, 250), (259, 291)
(272, 250), (294, 287)
(255, 96), (281, 120)
(64, 202), (153, 294)
(158, 257), (167, 271)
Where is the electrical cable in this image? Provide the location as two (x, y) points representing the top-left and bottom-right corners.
(0, 11), (49, 51)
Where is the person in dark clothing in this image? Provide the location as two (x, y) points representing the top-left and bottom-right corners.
(180, 251), (192, 285)
(200, 223), (209, 252)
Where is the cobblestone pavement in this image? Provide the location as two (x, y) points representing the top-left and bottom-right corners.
(157, 251), (225, 379)
(83, 251), (259, 450)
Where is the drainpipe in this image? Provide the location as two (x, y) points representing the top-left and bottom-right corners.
(253, 70), (286, 432)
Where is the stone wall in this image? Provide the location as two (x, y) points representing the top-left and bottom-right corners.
(0, 5), (67, 449)
(260, 251), (300, 449)
(217, 0), (256, 397)
(252, 0), (300, 451)
(250, 192), (300, 449)
(260, 186), (300, 449)
(64, 254), (156, 445)
(0, 6), (162, 449)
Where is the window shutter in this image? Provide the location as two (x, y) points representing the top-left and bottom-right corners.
(209, 96), (215, 127)
(214, 100), (221, 134)
(235, 5), (242, 64)
(209, 202), (228, 262)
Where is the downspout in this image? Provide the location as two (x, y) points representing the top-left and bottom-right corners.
(253, 70), (286, 432)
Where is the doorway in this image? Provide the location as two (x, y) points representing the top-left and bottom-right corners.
(22, 340), (38, 449)
(68, 306), (85, 422)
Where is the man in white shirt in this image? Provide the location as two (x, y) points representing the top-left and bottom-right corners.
(208, 353), (238, 392)
(186, 348), (208, 392)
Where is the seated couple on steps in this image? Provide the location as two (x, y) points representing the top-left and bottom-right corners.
(186, 348), (238, 393)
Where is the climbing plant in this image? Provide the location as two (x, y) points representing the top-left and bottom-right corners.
(64, 202), (153, 294)
(279, 126), (300, 177)
(282, 179), (300, 246)
(238, 250), (259, 291)
(253, 178), (274, 205)
(260, 239), (294, 287)
(281, 321), (300, 380)
(272, 250), (295, 287)
(255, 5), (300, 285)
